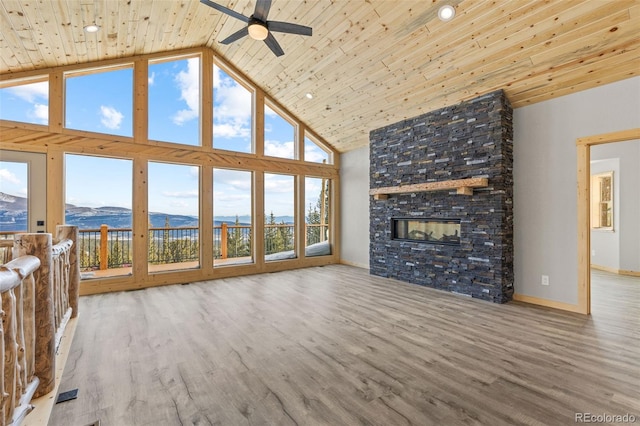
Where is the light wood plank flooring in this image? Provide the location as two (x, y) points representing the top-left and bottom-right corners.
(50, 265), (639, 426)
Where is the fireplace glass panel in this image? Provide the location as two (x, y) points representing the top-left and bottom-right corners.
(392, 218), (460, 245)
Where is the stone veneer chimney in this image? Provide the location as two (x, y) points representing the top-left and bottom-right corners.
(369, 90), (513, 303)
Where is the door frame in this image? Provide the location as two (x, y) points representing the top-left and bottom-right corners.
(576, 128), (640, 314)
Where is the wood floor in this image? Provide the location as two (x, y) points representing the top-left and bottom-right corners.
(49, 265), (639, 426)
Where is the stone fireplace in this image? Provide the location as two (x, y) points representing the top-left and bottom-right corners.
(369, 90), (513, 303)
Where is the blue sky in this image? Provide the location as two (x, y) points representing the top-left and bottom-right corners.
(0, 58), (329, 220)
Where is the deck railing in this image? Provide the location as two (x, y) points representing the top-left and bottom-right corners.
(70, 223), (329, 271)
(0, 226), (80, 425)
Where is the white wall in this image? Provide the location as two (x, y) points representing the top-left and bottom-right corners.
(514, 76), (640, 305)
(590, 140), (640, 273)
(339, 146), (370, 268)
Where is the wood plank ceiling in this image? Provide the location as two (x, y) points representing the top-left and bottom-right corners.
(1, 0), (639, 152)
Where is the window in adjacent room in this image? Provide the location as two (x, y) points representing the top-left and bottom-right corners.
(591, 171), (613, 230)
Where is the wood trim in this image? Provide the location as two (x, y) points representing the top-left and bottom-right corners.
(591, 264), (640, 278)
(576, 128), (640, 316)
(131, 158), (149, 282)
(512, 293), (583, 314)
(0, 47), (206, 82)
(369, 177), (489, 197)
(45, 151), (64, 233)
(339, 259), (369, 269)
(576, 143), (591, 315)
(48, 71), (63, 133)
(576, 128), (640, 146)
(133, 59), (148, 142)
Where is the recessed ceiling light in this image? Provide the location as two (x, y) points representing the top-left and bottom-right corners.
(438, 5), (456, 22)
(83, 24), (100, 33)
(305, 93), (313, 99)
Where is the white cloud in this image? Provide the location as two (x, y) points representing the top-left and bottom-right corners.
(100, 105), (123, 129)
(0, 169), (21, 185)
(264, 140), (295, 159)
(213, 122), (250, 139)
(213, 65), (252, 139)
(31, 103), (48, 124)
(7, 81), (48, 103)
(162, 190), (198, 198)
(264, 175), (294, 193)
(148, 72), (155, 86)
(172, 58), (200, 125)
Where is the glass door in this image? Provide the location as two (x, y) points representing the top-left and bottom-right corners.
(0, 150), (46, 236)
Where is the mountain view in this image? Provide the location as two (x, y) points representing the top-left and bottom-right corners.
(0, 192), (293, 232)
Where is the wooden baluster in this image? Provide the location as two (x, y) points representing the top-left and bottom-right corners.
(56, 226), (80, 318)
(13, 233), (55, 398)
(221, 223), (228, 260)
(99, 224), (108, 270)
(21, 273), (36, 387)
(14, 283), (26, 409)
(1, 301), (6, 426)
(2, 289), (17, 423)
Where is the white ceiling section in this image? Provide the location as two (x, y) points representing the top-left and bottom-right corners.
(1, 0), (639, 152)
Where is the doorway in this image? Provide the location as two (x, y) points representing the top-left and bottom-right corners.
(576, 129), (640, 314)
(0, 150), (47, 234)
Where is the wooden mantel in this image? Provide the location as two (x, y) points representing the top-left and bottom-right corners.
(369, 177), (489, 200)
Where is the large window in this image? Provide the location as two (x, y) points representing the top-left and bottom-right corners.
(0, 76), (49, 125)
(264, 173), (295, 261)
(65, 66), (133, 137)
(148, 162), (200, 272)
(305, 177), (331, 257)
(65, 154), (133, 279)
(213, 65), (253, 153)
(149, 56), (201, 145)
(213, 168), (253, 266)
(264, 103), (295, 159)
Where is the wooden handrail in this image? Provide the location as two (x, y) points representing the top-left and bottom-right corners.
(1, 254), (41, 426)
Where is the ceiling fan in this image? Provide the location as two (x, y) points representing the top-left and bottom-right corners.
(200, 0), (313, 57)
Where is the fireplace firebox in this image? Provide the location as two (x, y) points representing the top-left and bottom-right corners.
(391, 218), (461, 245)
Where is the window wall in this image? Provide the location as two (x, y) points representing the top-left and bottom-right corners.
(0, 48), (338, 291)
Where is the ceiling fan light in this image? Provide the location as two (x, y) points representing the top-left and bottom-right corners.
(438, 5), (456, 22)
(248, 22), (268, 40)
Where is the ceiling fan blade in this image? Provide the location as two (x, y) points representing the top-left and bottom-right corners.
(253, 0), (272, 22)
(199, 0), (249, 23)
(220, 27), (249, 44)
(264, 33), (284, 57)
(267, 21), (312, 36)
